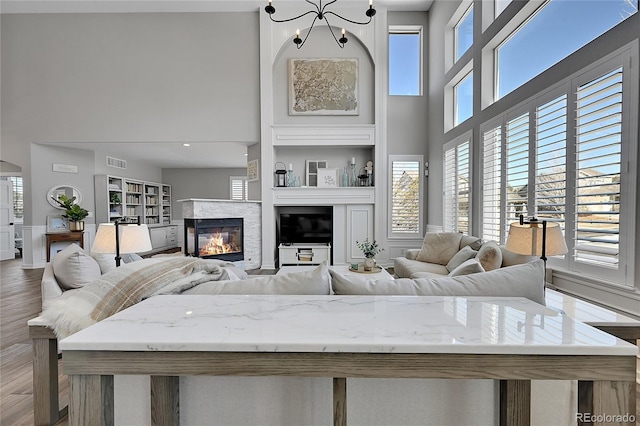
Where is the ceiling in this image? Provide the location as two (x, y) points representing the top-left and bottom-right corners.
(5, 0), (432, 169)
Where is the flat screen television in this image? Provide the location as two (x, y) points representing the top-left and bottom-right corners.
(279, 212), (332, 245)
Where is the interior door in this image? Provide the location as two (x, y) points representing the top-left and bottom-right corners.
(0, 180), (16, 260)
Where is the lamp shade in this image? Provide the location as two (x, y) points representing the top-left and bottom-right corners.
(92, 223), (152, 254)
(506, 221), (568, 257)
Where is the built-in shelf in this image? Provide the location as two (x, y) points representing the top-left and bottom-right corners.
(272, 187), (375, 206)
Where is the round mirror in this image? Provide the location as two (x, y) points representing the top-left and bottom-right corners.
(47, 185), (83, 209)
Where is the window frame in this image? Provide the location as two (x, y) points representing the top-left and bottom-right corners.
(387, 155), (424, 239)
(388, 25), (424, 97)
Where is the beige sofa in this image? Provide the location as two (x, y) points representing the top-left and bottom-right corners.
(393, 232), (536, 279)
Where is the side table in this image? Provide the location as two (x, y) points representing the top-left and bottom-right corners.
(46, 232), (85, 262)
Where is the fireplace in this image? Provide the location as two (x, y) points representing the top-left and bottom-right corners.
(184, 218), (244, 261)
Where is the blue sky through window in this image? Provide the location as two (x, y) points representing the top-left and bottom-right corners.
(498, 0), (638, 99)
(389, 32), (421, 95)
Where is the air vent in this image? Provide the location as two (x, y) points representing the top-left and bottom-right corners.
(106, 156), (127, 169)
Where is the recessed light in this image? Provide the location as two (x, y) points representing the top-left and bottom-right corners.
(244, 153), (248, 156)
(183, 143), (191, 147)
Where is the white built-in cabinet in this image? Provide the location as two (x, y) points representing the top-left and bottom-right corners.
(269, 126), (378, 266)
(278, 243), (331, 266)
(95, 175), (176, 252)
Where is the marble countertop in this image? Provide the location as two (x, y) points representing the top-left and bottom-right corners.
(59, 295), (637, 356)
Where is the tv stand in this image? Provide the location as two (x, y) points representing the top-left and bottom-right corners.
(278, 243), (331, 266)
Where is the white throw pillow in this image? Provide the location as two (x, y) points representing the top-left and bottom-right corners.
(182, 263), (331, 295)
(52, 244), (102, 290)
(446, 246), (478, 272)
(415, 232), (464, 265)
(476, 241), (502, 271)
(448, 258), (485, 276)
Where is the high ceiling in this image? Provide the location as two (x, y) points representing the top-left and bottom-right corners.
(3, 0), (432, 169)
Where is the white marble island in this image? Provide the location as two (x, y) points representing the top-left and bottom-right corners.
(60, 295), (637, 426)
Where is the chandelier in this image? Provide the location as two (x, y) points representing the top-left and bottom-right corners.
(265, 0), (377, 49)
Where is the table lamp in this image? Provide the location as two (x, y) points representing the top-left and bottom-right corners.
(506, 214), (568, 263)
(92, 219), (152, 267)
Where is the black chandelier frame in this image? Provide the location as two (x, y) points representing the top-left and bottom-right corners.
(265, 0), (376, 49)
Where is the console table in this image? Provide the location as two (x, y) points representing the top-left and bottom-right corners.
(59, 295), (636, 425)
(45, 232), (84, 262)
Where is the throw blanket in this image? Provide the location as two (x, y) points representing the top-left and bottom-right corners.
(42, 257), (232, 338)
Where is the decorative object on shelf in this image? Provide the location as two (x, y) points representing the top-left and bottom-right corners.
(46, 215), (69, 233)
(365, 160), (373, 186)
(506, 214), (568, 269)
(264, 0), (376, 49)
(317, 168), (339, 188)
(350, 157), (357, 187)
(305, 159), (328, 186)
(289, 58), (358, 115)
(342, 166), (350, 187)
(356, 238), (383, 271)
(92, 218), (152, 267)
(287, 163), (295, 187)
(51, 194), (89, 232)
(358, 168), (369, 186)
(110, 192), (121, 204)
(247, 159), (259, 182)
(275, 162), (288, 187)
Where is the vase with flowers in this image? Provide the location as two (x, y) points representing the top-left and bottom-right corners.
(356, 238), (383, 271)
(52, 194), (89, 231)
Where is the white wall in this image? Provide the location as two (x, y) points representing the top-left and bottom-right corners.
(162, 168), (248, 220)
(1, 12), (260, 227)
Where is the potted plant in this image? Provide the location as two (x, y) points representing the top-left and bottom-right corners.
(53, 194), (89, 231)
(356, 238), (383, 271)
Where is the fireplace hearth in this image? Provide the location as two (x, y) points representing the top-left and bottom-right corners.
(184, 218), (244, 261)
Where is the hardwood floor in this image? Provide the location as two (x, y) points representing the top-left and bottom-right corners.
(0, 257), (68, 425)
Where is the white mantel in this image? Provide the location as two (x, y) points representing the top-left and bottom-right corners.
(178, 199), (262, 270)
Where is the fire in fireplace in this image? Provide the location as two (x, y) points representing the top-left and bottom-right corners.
(184, 218), (244, 261)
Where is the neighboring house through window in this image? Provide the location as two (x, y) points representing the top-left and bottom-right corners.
(443, 135), (471, 234)
(388, 156), (423, 238)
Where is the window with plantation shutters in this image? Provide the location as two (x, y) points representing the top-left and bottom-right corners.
(443, 136), (471, 233)
(479, 49), (636, 286)
(389, 156), (423, 238)
(481, 125), (502, 242)
(230, 177), (248, 201)
(574, 68), (622, 268)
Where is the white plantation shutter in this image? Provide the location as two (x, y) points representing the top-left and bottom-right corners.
(443, 137), (471, 233)
(482, 125), (502, 242)
(230, 177), (248, 201)
(534, 95), (567, 231)
(504, 113), (529, 236)
(574, 68), (623, 268)
(390, 159), (421, 235)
